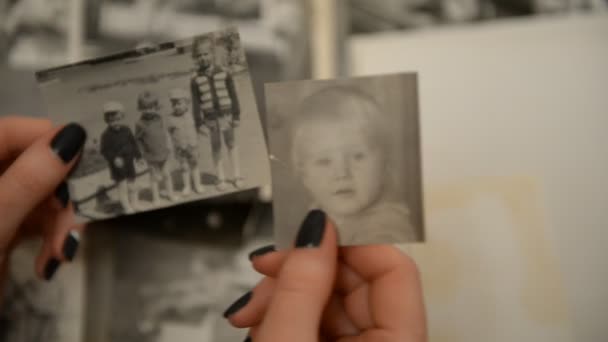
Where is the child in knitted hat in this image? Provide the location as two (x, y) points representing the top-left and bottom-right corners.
(135, 90), (176, 204)
(99, 101), (141, 213)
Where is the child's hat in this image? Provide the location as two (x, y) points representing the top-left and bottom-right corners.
(137, 90), (160, 110)
(169, 88), (189, 100)
(103, 101), (124, 113)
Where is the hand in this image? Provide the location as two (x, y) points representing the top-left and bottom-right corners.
(0, 117), (86, 293)
(224, 210), (427, 341)
(114, 157), (124, 168)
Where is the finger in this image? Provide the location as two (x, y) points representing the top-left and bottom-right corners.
(257, 210), (338, 342)
(250, 247), (287, 277)
(337, 329), (405, 342)
(248, 252), (362, 337)
(224, 276), (276, 328)
(335, 259), (374, 329)
(46, 202), (84, 262)
(0, 123), (86, 251)
(0, 116), (53, 161)
(342, 245), (427, 341)
(33, 201), (62, 280)
(247, 326), (259, 342)
(35, 212), (84, 282)
(248, 244), (277, 261)
(251, 249), (367, 289)
(0, 256), (8, 307)
(321, 293), (360, 338)
(248, 257), (364, 338)
(35, 232), (58, 281)
(335, 257), (366, 296)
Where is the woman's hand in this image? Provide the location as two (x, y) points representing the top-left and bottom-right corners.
(0, 117), (86, 291)
(224, 210), (427, 341)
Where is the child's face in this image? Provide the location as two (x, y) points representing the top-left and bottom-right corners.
(193, 42), (214, 68)
(107, 113), (124, 130)
(296, 119), (386, 217)
(171, 98), (189, 116)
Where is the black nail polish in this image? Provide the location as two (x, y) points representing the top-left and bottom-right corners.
(243, 336), (252, 342)
(248, 245), (275, 261)
(44, 258), (61, 281)
(50, 123), (86, 163)
(55, 182), (69, 208)
(223, 291), (252, 318)
(295, 209), (326, 248)
(62, 231), (80, 261)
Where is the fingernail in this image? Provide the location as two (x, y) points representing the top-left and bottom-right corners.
(44, 258), (61, 281)
(55, 182), (69, 208)
(248, 244), (275, 261)
(295, 209), (326, 248)
(50, 123), (86, 163)
(62, 230), (80, 261)
(223, 291), (252, 318)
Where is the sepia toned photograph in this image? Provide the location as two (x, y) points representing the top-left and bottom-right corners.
(36, 28), (271, 222)
(265, 73), (425, 247)
(0, 241), (84, 342)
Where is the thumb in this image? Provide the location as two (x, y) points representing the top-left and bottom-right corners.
(257, 210), (338, 342)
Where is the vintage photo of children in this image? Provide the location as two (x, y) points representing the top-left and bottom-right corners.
(36, 27), (271, 222)
(265, 73), (425, 247)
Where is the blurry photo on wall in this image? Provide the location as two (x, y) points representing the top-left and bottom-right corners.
(36, 28), (271, 222)
(265, 73), (425, 248)
(83, 0), (310, 114)
(0, 241), (84, 342)
(348, 0), (608, 34)
(0, 0), (82, 69)
(84, 216), (271, 342)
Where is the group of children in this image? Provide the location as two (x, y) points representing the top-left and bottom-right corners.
(99, 36), (242, 214)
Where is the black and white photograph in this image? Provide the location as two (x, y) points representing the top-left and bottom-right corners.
(0, 241), (84, 342)
(348, 0), (607, 35)
(265, 73), (425, 248)
(84, 220), (269, 342)
(36, 28), (271, 222)
(83, 0), (310, 114)
(0, 0), (82, 69)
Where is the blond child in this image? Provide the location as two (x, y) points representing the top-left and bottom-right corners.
(135, 90), (177, 204)
(289, 86), (418, 245)
(166, 88), (205, 196)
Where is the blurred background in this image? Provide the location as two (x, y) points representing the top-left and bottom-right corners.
(1, 0), (607, 341)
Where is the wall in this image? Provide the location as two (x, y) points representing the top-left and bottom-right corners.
(349, 14), (608, 341)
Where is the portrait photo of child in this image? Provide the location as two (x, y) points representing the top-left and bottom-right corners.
(265, 73), (424, 247)
(36, 28), (270, 222)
